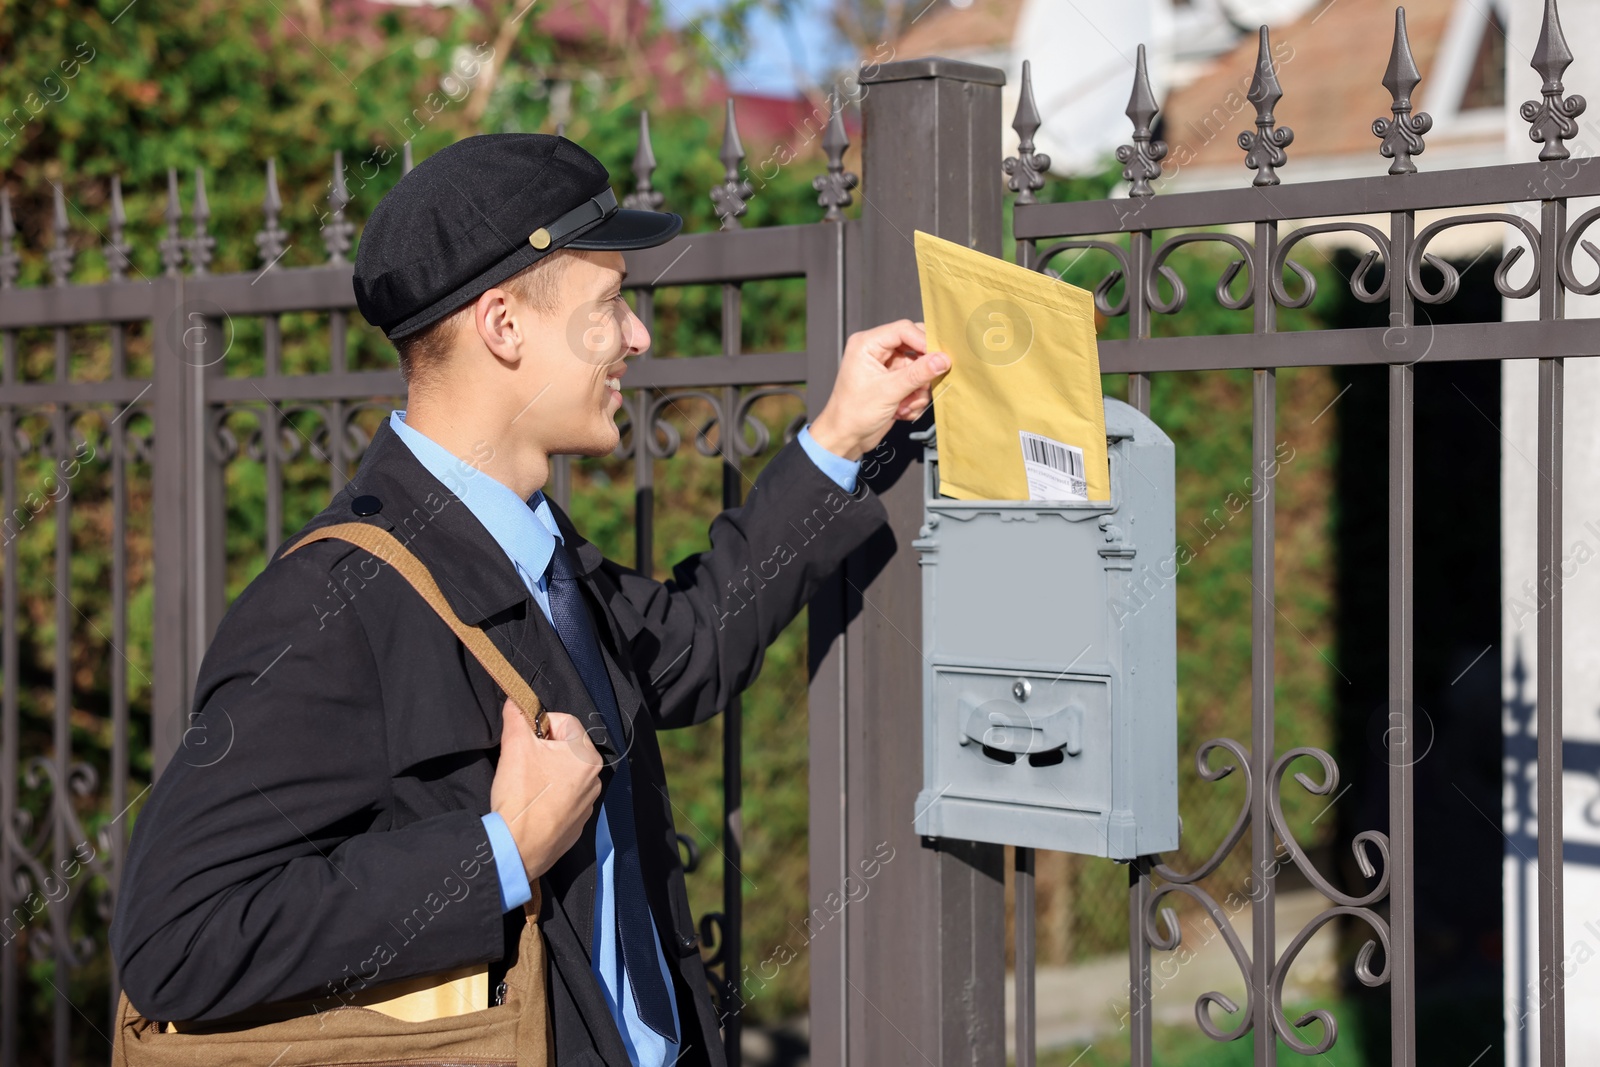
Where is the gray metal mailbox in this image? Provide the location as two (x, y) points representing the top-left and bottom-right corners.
(912, 397), (1178, 859)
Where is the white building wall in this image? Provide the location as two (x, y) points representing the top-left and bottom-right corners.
(1502, 1), (1600, 1062)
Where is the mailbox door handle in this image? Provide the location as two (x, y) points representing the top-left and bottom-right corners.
(1063, 706), (1082, 756)
(961, 699), (1084, 756)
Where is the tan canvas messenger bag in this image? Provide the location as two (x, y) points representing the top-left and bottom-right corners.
(113, 523), (553, 1067)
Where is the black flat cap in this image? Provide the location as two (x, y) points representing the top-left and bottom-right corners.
(354, 134), (683, 340)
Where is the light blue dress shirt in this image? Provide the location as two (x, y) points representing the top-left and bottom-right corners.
(387, 410), (858, 1066)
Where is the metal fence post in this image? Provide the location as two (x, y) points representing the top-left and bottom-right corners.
(150, 276), (189, 777)
(806, 217), (852, 1067)
(151, 278), (230, 781)
(843, 57), (1006, 1067)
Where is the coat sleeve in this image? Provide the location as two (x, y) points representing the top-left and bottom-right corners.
(110, 549), (507, 1023)
(607, 436), (888, 730)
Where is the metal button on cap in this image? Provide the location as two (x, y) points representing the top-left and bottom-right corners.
(351, 494), (383, 517)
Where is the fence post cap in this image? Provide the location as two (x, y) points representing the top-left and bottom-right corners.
(860, 57), (1006, 87)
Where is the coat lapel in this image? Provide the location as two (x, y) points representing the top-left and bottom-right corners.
(319, 421), (679, 1063)
(331, 421), (626, 754)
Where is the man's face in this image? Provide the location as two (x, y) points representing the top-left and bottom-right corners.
(531, 250), (646, 457)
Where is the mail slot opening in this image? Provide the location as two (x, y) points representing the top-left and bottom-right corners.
(980, 744), (1017, 765)
(1028, 749), (1065, 768)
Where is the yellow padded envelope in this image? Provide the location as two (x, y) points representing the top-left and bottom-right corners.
(915, 231), (1109, 503)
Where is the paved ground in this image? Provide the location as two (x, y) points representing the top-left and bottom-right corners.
(740, 888), (1339, 1066)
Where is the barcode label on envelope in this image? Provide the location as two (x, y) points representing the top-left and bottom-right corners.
(1019, 430), (1087, 502)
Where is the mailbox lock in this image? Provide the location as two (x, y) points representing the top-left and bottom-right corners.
(1012, 678), (1031, 702)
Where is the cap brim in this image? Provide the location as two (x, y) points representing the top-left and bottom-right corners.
(383, 208), (684, 341)
(566, 209), (683, 251)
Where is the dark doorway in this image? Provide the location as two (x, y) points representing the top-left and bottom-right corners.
(1325, 246), (1506, 1063)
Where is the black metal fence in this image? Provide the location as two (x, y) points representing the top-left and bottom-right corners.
(0, 2), (1592, 1064)
(0, 95), (853, 1067)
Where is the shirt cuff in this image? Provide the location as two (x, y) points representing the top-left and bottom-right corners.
(798, 424), (860, 494)
(481, 812), (532, 912)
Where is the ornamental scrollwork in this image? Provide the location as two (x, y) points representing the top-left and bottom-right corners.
(9, 413), (58, 462)
(641, 389), (724, 462)
(210, 401), (329, 466)
(209, 405), (262, 465)
(1134, 732), (1393, 1054)
(9, 757), (116, 969)
(123, 415), (155, 465)
(696, 909), (736, 1018)
(342, 402), (397, 463)
(733, 387), (807, 456)
(1142, 738), (1257, 1041)
(1269, 905), (1390, 1055)
(1153, 738), (1253, 886)
(1268, 747), (1390, 909)
(1034, 240), (1134, 318)
(1272, 223), (1391, 309)
(1145, 881), (1256, 1041)
(1408, 212), (1541, 303)
(209, 400), (400, 469)
(1147, 232), (1255, 315)
(625, 388), (801, 465)
(1559, 204), (1600, 296)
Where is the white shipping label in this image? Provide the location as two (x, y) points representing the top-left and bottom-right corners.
(1018, 430), (1088, 502)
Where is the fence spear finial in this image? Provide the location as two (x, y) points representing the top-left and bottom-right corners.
(710, 98), (753, 231)
(1522, 0), (1586, 161)
(623, 111), (664, 211)
(105, 175), (131, 282)
(1238, 26), (1294, 186)
(814, 98), (858, 221)
(1373, 7), (1432, 174)
(160, 168), (185, 277)
(188, 167), (215, 275)
(1116, 45), (1167, 197)
(321, 150), (355, 263)
(1003, 59), (1050, 203)
(255, 158), (287, 270)
(48, 182), (74, 286)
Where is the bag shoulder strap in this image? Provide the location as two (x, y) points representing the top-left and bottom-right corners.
(284, 522), (549, 739)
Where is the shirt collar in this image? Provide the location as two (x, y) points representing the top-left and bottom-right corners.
(388, 410), (562, 591)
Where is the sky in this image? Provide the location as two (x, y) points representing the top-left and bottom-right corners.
(667, 0), (859, 96)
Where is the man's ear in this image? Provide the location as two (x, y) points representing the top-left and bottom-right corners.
(473, 285), (525, 367)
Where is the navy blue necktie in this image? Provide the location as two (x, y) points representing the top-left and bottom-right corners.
(546, 541), (677, 1042)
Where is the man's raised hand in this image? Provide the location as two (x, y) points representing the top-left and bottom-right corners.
(807, 319), (950, 462)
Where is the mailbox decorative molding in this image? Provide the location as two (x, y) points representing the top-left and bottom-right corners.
(913, 398), (1179, 859)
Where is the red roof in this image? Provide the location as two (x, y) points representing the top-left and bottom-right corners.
(729, 90), (862, 153)
(1159, 0), (1496, 176)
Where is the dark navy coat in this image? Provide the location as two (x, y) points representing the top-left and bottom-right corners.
(111, 417), (886, 1067)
